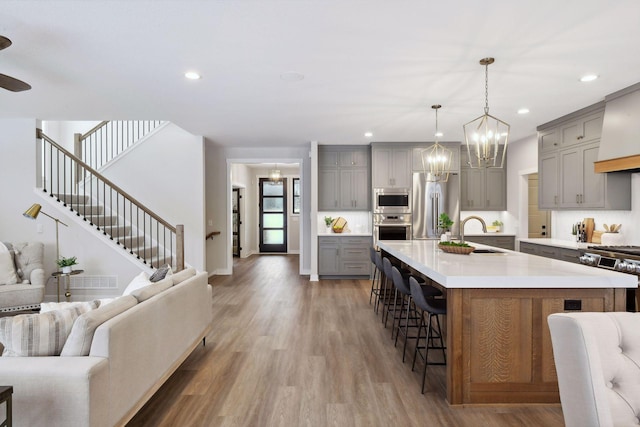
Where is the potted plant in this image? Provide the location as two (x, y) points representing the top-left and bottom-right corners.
(438, 213), (454, 238)
(56, 256), (78, 274)
(488, 220), (503, 233)
(324, 216), (333, 232)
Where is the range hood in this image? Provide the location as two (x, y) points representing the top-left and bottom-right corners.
(594, 82), (640, 173)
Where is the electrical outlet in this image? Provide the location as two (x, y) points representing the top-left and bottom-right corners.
(208, 220), (213, 226)
(37, 223), (43, 233)
(564, 299), (582, 311)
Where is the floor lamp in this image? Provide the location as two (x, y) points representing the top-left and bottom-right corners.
(23, 203), (68, 263)
(23, 203), (68, 301)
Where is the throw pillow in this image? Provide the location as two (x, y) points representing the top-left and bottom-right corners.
(61, 295), (138, 357)
(122, 271), (151, 295)
(130, 275), (173, 303)
(171, 267), (196, 286)
(0, 249), (19, 285)
(0, 301), (98, 356)
(40, 300), (102, 313)
(149, 264), (172, 282)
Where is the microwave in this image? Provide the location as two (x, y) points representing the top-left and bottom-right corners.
(373, 188), (411, 213)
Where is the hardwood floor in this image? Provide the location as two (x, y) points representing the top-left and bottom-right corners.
(127, 255), (565, 427)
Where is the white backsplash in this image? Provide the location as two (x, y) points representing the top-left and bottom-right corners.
(460, 211), (510, 234)
(318, 211), (372, 234)
(553, 172), (640, 245)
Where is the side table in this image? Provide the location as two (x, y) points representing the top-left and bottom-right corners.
(0, 385), (12, 427)
(51, 270), (84, 302)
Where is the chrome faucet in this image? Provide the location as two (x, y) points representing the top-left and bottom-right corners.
(460, 215), (487, 242)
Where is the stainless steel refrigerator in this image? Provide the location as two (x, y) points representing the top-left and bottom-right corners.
(412, 172), (460, 239)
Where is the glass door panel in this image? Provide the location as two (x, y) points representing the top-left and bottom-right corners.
(259, 178), (287, 252)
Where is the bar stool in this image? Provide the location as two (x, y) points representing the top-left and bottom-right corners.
(409, 276), (447, 394)
(390, 266), (442, 363)
(369, 247), (381, 306)
(382, 257), (426, 330)
(373, 251), (386, 314)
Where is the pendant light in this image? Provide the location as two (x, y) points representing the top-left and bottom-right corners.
(463, 57), (509, 168)
(421, 104), (452, 182)
(269, 164), (283, 184)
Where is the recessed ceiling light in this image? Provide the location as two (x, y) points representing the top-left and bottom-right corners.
(434, 132), (444, 137)
(517, 108), (530, 114)
(580, 74), (598, 82)
(364, 132), (373, 138)
(185, 71), (201, 80)
(280, 72), (304, 82)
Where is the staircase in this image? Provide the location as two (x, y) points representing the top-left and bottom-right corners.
(38, 124), (184, 271)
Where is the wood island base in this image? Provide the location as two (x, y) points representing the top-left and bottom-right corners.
(445, 286), (625, 405)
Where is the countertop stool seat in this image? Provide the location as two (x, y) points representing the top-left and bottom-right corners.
(382, 257), (426, 330)
(409, 276), (447, 394)
(369, 247), (382, 307)
(391, 266), (442, 363)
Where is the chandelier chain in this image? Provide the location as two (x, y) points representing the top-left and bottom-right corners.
(484, 62), (489, 115)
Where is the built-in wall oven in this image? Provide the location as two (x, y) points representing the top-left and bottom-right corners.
(373, 188), (411, 214)
(373, 213), (412, 243)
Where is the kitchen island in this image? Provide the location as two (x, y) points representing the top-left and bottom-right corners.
(377, 239), (637, 405)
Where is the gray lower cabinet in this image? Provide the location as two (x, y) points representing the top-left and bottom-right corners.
(466, 235), (515, 251)
(318, 146), (371, 211)
(318, 236), (372, 277)
(519, 242), (580, 263)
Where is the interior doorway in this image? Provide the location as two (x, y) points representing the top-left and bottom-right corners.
(232, 188), (241, 257)
(528, 173), (551, 238)
(259, 178), (288, 253)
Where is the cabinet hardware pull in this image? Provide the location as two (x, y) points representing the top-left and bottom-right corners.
(576, 194), (579, 203)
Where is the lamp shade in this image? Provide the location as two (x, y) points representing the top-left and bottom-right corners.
(23, 203), (42, 219)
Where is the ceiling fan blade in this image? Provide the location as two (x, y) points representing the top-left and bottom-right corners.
(0, 36), (12, 51)
(0, 73), (32, 92)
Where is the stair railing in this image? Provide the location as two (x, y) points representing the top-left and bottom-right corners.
(38, 128), (184, 271)
(74, 120), (164, 172)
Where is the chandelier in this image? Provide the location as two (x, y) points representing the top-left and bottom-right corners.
(463, 57), (509, 168)
(269, 165), (283, 184)
(421, 104), (452, 182)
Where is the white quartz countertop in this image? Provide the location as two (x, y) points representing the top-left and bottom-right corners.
(377, 240), (636, 289)
(518, 238), (590, 250)
(318, 232), (372, 237)
(465, 233), (516, 237)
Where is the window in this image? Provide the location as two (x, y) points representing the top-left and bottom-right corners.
(292, 178), (301, 214)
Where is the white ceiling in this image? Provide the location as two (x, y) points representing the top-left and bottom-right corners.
(2, 1), (640, 148)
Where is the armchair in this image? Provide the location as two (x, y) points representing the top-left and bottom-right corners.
(0, 242), (45, 312)
(548, 312), (640, 427)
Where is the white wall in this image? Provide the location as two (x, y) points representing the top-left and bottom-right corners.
(206, 143), (311, 275)
(0, 118), (142, 300)
(101, 122), (206, 271)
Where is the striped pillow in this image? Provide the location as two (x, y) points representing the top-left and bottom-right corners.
(0, 301), (98, 356)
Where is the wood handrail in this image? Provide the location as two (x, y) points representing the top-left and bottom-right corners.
(80, 121), (109, 140)
(37, 128), (176, 232)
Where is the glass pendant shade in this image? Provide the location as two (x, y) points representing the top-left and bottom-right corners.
(422, 104), (452, 182)
(463, 57), (509, 169)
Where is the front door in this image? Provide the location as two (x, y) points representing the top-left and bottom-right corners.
(259, 178), (287, 253)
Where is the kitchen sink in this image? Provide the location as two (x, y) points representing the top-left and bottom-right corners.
(472, 249), (504, 254)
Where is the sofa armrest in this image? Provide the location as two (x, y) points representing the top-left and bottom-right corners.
(29, 268), (45, 287)
(0, 357), (110, 427)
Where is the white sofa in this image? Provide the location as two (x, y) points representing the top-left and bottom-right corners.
(548, 312), (640, 427)
(0, 269), (212, 427)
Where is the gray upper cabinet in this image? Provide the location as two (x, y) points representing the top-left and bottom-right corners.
(460, 149), (507, 211)
(537, 104), (631, 210)
(371, 146), (411, 188)
(318, 146), (370, 211)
